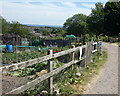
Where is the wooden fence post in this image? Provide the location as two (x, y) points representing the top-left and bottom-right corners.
(84, 43), (88, 68)
(85, 41), (93, 68)
(96, 41), (100, 57)
(97, 41), (102, 56)
(48, 49), (53, 94)
(72, 45), (75, 70)
(89, 41), (92, 64)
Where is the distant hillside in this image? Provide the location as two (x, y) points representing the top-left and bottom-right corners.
(23, 24), (63, 28)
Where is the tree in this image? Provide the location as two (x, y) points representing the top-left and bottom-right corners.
(0, 16), (10, 34)
(9, 21), (30, 37)
(1, 17), (30, 37)
(104, 1), (120, 36)
(63, 14), (88, 36)
(87, 3), (104, 35)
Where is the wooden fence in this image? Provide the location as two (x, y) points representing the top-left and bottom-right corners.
(1, 41), (98, 95)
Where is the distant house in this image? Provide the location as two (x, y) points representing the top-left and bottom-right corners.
(2, 33), (21, 45)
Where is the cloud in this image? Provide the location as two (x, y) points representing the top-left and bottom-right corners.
(61, 2), (76, 8)
(81, 3), (95, 9)
(1, 1), (107, 25)
(2, 0), (109, 2)
(29, 2), (43, 5)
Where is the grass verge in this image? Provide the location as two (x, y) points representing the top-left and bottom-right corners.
(70, 51), (108, 94)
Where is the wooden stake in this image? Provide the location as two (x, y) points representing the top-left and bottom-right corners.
(48, 49), (53, 94)
(84, 43), (88, 68)
(72, 45), (75, 70)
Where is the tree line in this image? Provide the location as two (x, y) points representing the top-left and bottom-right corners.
(0, 16), (66, 39)
(0, 16), (30, 37)
(63, 1), (120, 37)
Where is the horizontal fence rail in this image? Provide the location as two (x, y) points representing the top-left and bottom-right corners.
(1, 42), (99, 95)
(6, 59), (84, 94)
(1, 45), (87, 73)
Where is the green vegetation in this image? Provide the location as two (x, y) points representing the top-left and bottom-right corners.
(53, 51), (107, 95)
(72, 51), (108, 94)
(10, 21), (30, 37)
(99, 35), (119, 43)
(63, 14), (88, 36)
(2, 46), (70, 64)
(59, 84), (74, 95)
(63, 3), (104, 36)
(0, 17), (30, 37)
(7, 61), (48, 77)
(2, 51), (45, 64)
(64, 2), (120, 37)
(87, 3), (104, 35)
(1, 16), (66, 40)
(104, 1), (120, 36)
(5, 47), (107, 95)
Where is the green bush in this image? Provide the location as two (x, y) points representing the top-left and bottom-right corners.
(2, 51), (45, 64)
(101, 36), (118, 43)
(59, 84), (74, 95)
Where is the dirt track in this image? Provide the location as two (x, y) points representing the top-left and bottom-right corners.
(84, 43), (118, 94)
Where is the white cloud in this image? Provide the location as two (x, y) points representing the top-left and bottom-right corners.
(61, 2), (76, 8)
(81, 3), (95, 9)
(2, 1), (93, 25)
(39, 2), (61, 8)
(2, 0), (109, 2)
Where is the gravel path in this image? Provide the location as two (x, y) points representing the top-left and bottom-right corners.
(84, 42), (118, 94)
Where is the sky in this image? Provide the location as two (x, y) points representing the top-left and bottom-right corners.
(0, 0), (108, 26)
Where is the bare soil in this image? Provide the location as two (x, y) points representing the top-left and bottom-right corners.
(2, 74), (30, 94)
